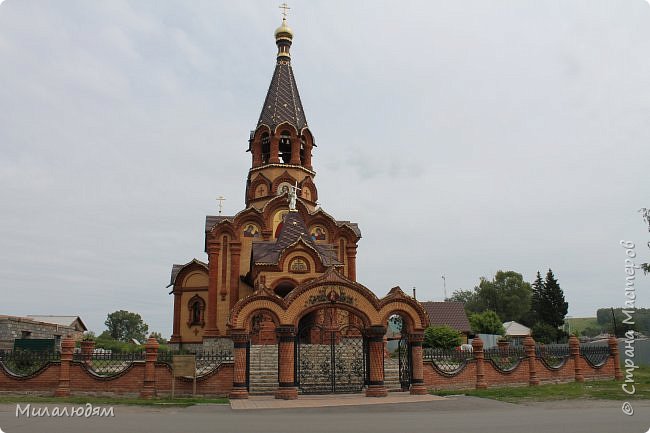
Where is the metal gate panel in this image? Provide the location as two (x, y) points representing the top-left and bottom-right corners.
(398, 336), (411, 390)
(296, 323), (366, 394)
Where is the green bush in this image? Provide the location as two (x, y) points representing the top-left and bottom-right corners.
(532, 322), (558, 344)
(424, 325), (462, 349)
(95, 332), (143, 353)
(469, 310), (505, 335)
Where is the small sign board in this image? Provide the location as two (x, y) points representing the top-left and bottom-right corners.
(171, 355), (196, 398)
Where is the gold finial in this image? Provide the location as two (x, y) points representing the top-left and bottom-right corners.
(279, 3), (291, 19)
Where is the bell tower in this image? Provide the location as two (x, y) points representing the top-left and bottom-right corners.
(246, 15), (317, 211)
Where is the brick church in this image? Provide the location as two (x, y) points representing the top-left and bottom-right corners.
(167, 11), (429, 399)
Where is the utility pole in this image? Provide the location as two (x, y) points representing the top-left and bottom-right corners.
(441, 274), (447, 300)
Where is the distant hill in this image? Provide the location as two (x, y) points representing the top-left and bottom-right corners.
(565, 317), (598, 334)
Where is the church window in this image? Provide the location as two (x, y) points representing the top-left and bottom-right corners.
(187, 295), (205, 327)
(274, 280), (296, 297)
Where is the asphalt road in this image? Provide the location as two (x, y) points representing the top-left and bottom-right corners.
(1, 397), (649, 433)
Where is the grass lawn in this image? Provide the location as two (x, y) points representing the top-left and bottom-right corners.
(565, 317), (599, 335)
(0, 395), (229, 407)
(432, 366), (650, 403)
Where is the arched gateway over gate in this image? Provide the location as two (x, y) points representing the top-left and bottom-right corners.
(228, 268), (429, 399)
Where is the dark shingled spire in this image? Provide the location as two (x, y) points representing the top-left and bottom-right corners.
(257, 17), (308, 131)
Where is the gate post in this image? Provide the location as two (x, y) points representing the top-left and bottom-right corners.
(569, 335), (584, 383)
(409, 332), (427, 395)
(140, 336), (159, 398)
(229, 330), (250, 399)
(523, 336), (539, 386)
(365, 325), (388, 397)
(608, 336), (622, 380)
(472, 336), (487, 389)
(275, 326), (298, 400)
(54, 336), (75, 397)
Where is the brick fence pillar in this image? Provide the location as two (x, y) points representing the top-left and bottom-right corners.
(54, 336), (75, 397)
(365, 325), (388, 397)
(608, 336), (623, 380)
(275, 326), (298, 400)
(569, 335), (584, 382)
(409, 332), (427, 395)
(140, 336), (159, 398)
(472, 336), (487, 389)
(524, 336), (539, 386)
(229, 331), (250, 399)
(80, 340), (95, 367)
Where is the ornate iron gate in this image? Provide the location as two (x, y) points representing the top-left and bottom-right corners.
(296, 323), (366, 394)
(398, 335), (411, 390)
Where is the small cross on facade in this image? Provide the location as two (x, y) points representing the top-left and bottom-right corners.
(279, 2), (291, 19)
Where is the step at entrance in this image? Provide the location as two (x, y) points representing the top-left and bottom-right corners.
(248, 344), (278, 395)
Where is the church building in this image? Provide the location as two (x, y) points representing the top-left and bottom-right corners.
(167, 11), (429, 399)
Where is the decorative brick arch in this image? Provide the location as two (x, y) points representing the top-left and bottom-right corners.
(228, 267), (428, 331)
(227, 267), (430, 400)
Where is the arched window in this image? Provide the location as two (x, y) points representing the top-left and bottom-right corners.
(300, 136), (306, 165)
(261, 133), (270, 164)
(274, 280), (296, 298)
(187, 295), (205, 327)
(279, 130), (292, 163)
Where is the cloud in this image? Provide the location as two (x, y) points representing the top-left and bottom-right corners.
(0, 1), (649, 336)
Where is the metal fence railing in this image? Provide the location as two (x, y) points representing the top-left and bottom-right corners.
(580, 344), (610, 368)
(484, 346), (526, 372)
(423, 348), (474, 374)
(0, 350), (60, 377)
(156, 350), (233, 376)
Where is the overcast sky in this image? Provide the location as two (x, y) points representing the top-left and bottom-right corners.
(1, 1), (649, 338)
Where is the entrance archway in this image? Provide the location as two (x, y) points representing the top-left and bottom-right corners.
(295, 308), (366, 394)
(247, 310), (278, 395)
(227, 268), (430, 399)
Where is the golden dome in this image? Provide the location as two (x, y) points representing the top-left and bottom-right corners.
(274, 18), (293, 39)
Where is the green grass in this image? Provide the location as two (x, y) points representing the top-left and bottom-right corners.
(432, 366), (650, 403)
(0, 395), (229, 407)
(565, 317), (599, 335)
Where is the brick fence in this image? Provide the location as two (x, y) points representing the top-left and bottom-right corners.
(0, 335), (620, 398)
(423, 336), (621, 390)
(0, 337), (233, 398)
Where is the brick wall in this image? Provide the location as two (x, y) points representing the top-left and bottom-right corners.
(0, 317), (83, 351)
(0, 336), (620, 398)
(422, 336), (620, 390)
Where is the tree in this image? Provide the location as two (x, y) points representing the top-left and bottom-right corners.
(149, 332), (167, 345)
(541, 269), (568, 328)
(527, 271), (545, 326)
(104, 310), (149, 343)
(596, 308), (650, 337)
(450, 271), (533, 323)
(448, 289), (482, 314)
(469, 310), (505, 335)
(532, 322), (558, 344)
(423, 325), (462, 349)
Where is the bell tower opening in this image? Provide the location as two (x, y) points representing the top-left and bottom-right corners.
(279, 130), (292, 163)
(261, 132), (270, 164)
